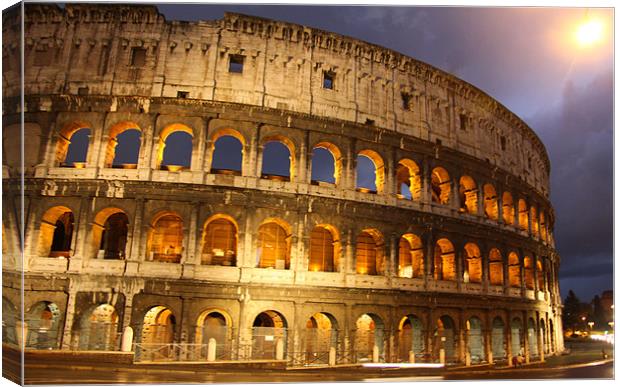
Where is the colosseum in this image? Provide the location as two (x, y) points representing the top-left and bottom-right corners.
(2, 3), (562, 369)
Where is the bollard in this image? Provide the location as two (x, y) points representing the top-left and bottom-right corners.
(525, 353), (530, 364)
(409, 350), (415, 363)
(329, 347), (336, 366)
(465, 352), (471, 366)
(439, 348), (446, 364)
(275, 339), (284, 360)
(540, 350), (545, 362)
(207, 338), (217, 361)
(121, 326), (133, 352)
(507, 354), (513, 367)
(16, 321), (28, 348)
(372, 345), (379, 363)
(487, 351), (493, 365)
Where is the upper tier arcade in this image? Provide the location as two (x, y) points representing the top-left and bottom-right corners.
(3, 4), (550, 197)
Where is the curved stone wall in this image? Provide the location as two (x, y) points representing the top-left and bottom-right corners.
(2, 4), (562, 366)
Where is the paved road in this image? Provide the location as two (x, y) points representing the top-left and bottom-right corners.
(21, 361), (613, 384)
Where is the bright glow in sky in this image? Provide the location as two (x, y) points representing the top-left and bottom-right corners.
(576, 19), (604, 46)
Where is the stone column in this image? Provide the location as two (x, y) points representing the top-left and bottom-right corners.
(506, 310), (513, 366)
(497, 187), (504, 224)
(450, 175), (459, 209)
(344, 229), (354, 273)
(203, 139), (214, 173)
(384, 150), (395, 197)
(458, 311), (466, 364)
(477, 181), (485, 217)
(242, 206), (255, 268)
(297, 133), (309, 183)
(424, 231), (434, 286)
(455, 244), (463, 291)
(182, 203), (200, 278)
(60, 286), (78, 350)
(421, 157), (430, 204)
(481, 246), (489, 293)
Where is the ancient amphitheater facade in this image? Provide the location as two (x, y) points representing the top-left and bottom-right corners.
(2, 4), (562, 366)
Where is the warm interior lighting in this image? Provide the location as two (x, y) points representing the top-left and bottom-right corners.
(576, 19), (603, 46)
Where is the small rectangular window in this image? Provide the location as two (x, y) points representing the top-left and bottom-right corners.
(401, 92), (412, 110)
(500, 136), (506, 151)
(460, 114), (468, 131)
(323, 71), (335, 89)
(130, 47), (146, 67)
(229, 55), (244, 73)
(177, 91), (189, 99)
(77, 87), (89, 96)
(365, 118), (375, 126)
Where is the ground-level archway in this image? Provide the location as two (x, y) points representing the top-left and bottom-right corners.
(397, 315), (424, 362)
(354, 313), (385, 363)
(303, 312), (339, 365)
(251, 310), (288, 360)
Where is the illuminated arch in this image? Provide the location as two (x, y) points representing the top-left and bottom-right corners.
(466, 316), (484, 363)
(434, 238), (455, 281)
(488, 248), (504, 286)
(539, 212), (548, 242)
(252, 310), (288, 360)
(141, 306), (176, 346)
(304, 312), (339, 363)
(37, 206), (75, 257)
(502, 192), (515, 225)
(157, 123), (194, 170)
(55, 121), (91, 166)
(524, 256), (534, 290)
(483, 183), (499, 220)
(91, 207), (129, 259)
(104, 121), (142, 168)
(356, 149), (385, 194)
(77, 303), (119, 350)
(355, 229), (385, 275)
(261, 135), (296, 181)
(200, 214), (238, 266)
(518, 199), (528, 232)
(530, 206), (539, 238)
(536, 259), (545, 291)
(311, 142), (342, 185)
(398, 233), (424, 278)
(463, 242), (482, 283)
(431, 167), (451, 205)
(510, 317), (523, 357)
(354, 313), (385, 362)
(308, 224), (340, 272)
(256, 218), (292, 269)
(508, 252), (521, 288)
(491, 317), (506, 360)
(195, 309), (233, 358)
(458, 175), (477, 214)
(397, 315), (424, 362)
(436, 316), (457, 362)
(210, 128), (246, 173)
(146, 211), (184, 263)
(396, 159), (421, 201)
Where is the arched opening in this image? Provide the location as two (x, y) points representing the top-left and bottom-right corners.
(141, 306), (176, 345)
(396, 159), (421, 201)
(354, 313), (384, 363)
(527, 318), (538, 358)
(463, 243), (482, 283)
(256, 219), (291, 269)
(195, 310), (231, 360)
(398, 233), (424, 278)
(491, 317), (506, 360)
(252, 310), (288, 360)
(524, 256), (535, 290)
(38, 206), (74, 257)
(549, 320), (555, 353)
(483, 184), (499, 220)
(539, 212), (548, 242)
(511, 318), (523, 358)
(2, 297), (18, 344)
(518, 199), (528, 232)
(105, 122), (141, 168)
(77, 304), (119, 351)
(355, 229), (384, 275)
(489, 248), (504, 286)
(356, 150), (385, 194)
(508, 252), (521, 288)
(146, 212), (184, 263)
(434, 238), (455, 281)
(536, 259), (545, 291)
(540, 318), (548, 354)
(210, 129), (245, 174)
(530, 206), (539, 238)
(435, 316), (456, 364)
(467, 317), (484, 363)
(157, 124), (194, 171)
(200, 215), (238, 266)
(25, 301), (62, 349)
(304, 312), (338, 365)
(431, 167), (451, 205)
(261, 138), (295, 181)
(309, 225), (339, 272)
(397, 315), (424, 362)
(458, 175), (477, 214)
(92, 208), (129, 259)
(61, 128), (91, 167)
(311, 142), (341, 185)
(502, 192), (515, 225)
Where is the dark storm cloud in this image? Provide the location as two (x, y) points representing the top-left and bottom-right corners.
(155, 4), (613, 300)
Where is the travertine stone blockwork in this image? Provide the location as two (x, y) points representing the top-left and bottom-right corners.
(2, 4), (562, 366)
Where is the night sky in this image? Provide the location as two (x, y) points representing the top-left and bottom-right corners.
(71, 3), (614, 301)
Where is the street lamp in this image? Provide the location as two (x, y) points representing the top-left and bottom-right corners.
(588, 321), (594, 334)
